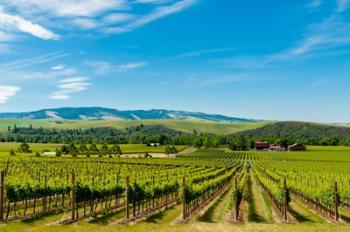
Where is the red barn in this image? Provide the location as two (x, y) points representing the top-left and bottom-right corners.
(255, 141), (270, 150)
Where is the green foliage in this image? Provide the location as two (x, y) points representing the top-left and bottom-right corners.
(17, 142), (32, 153)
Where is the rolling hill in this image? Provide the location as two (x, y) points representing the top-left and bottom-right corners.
(0, 119), (269, 135)
(0, 107), (257, 123)
(232, 121), (350, 144)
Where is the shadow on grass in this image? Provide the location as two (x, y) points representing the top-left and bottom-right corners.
(247, 176), (267, 223)
(340, 210), (350, 223)
(21, 210), (65, 224)
(89, 208), (125, 225)
(197, 188), (229, 223)
(288, 205), (312, 223)
(145, 204), (176, 223)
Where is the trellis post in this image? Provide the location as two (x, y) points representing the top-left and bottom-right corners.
(71, 171), (76, 221)
(234, 177), (239, 220)
(334, 181), (339, 221)
(0, 170), (4, 223)
(182, 176), (186, 220)
(283, 178), (288, 221)
(126, 176), (130, 219)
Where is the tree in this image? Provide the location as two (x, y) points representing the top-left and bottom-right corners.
(280, 139), (288, 151)
(79, 143), (88, 154)
(60, 145), (69, 154)
(101, 143), (109, 155)
(67, 143), (78, 155)
(192, 138), (203, 148)
(10, 149), (16, 156)
(203, 137), (212, 148)
(165, 145), (178, 155)
(88, 143), (99, 154)
(18, 142), (32, 153)
(55, 148), (62, 157)
(110, 144), (122, 157)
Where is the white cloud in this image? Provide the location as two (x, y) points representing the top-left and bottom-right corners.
(337, 0), (350, 12)
(201, 75), (245, 86)
(133, 0), (172, 4)
(1, 0), (197, 38)
(176, 47), (236, 59)
(50, 76), (90, 100)
(103, 13), (135, 24)
(51, 65), (65, 71)
(0, 31), (15, 41)
(71, 18), (99, 29)
(118, 62), (147, 71)
(83, 60), (112, 75)
(0, 52), (69, 70)
(2, 0), (127, 17)
(0, 85), (20, 104)
(105, 0), (197, 34)
(0, 11), (59, 40)
(306, 0), (322, 8)
(226, 12), (350, 69)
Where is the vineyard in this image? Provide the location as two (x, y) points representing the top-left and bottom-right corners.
(1, 148), (350, 231)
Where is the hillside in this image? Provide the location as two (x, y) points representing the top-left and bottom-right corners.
(0, 107), (257, 123)
(233, 121), (350, 144)
(0, 119), (269, 135)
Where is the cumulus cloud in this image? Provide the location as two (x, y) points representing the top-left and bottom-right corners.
(0, 85), (20, 104)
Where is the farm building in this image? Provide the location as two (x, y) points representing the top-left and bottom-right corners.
(255, 141), (270, 150)
(289, 143), (306, 151)
(270, 144), (286, 151)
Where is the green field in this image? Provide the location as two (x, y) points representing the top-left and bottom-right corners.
(1, 147), (350, 232)
(0, 118), (269, 135)
(0, 142), (188, 154)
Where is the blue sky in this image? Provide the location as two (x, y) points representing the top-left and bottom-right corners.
(0, 0), (350, 122)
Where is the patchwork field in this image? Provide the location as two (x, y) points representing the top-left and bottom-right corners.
(0, 147), (350, 231)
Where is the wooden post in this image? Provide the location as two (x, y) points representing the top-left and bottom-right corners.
(71, 171), (76, 221)
(182, 176), (186, 220)
(334, 181), (339, 221)
(0, 170), (4, 223)
(126, 176), (130, 219)
(152, 176), (155, 208)
(283, 178), (288, 221)
(234, 177), (239, 220)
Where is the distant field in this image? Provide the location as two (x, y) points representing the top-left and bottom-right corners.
(307, 145), (350, 151)
(0, 118), (270, 135)
(0, 142), (187, 154)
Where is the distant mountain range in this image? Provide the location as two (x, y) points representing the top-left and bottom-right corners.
(0, 107), (257, 123)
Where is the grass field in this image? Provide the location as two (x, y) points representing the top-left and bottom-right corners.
(0, 142), (188, 154)
(0, 118), (269, 135)
(307, 145), (350, 151)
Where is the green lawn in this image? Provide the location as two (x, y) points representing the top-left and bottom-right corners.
(0, 118), (269, 135)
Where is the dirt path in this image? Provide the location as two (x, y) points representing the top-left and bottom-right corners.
(249, 171), (274, 223)
(178, 147), (197, 155)
(288, 196), (325, 223)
